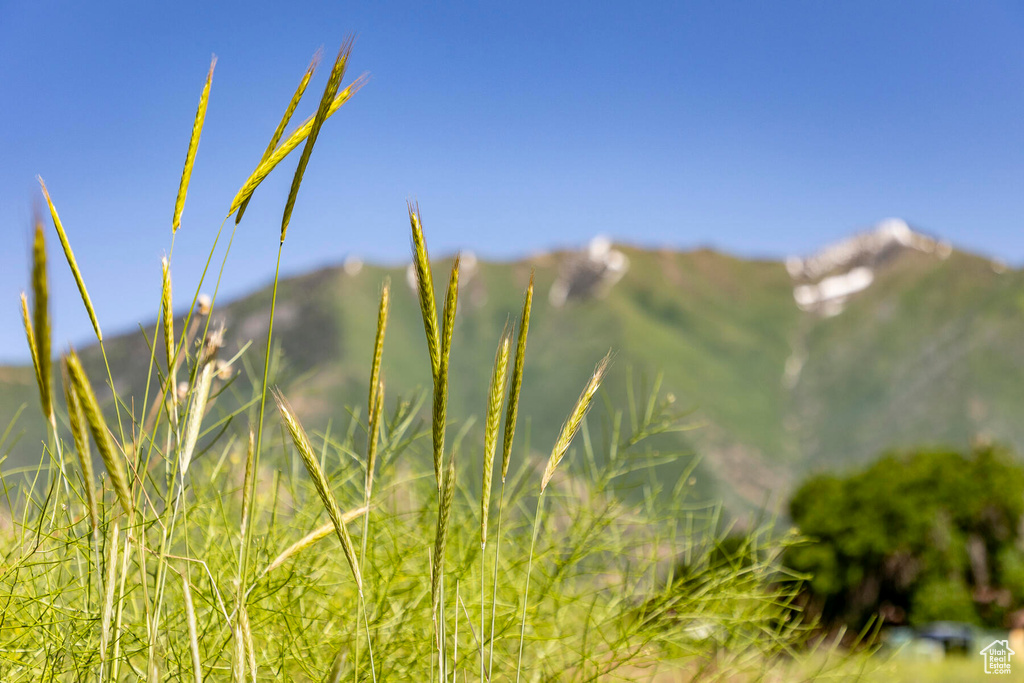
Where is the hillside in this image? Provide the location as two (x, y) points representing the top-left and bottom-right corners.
(2, 221), (1021, 510)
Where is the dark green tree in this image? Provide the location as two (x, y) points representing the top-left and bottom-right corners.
(788, 445), (1024, 629)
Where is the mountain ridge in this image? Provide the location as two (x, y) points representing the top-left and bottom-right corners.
(2, 221), (1021, 511)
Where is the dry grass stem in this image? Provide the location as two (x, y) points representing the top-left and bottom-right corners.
(275, 390), (362, 591)
(541, 353), (611, 492)
(173, 56), (216, 233)
(38, 177), (102, 340)
(502, 273), (533, 481)
(280, 38), (352, 242)
(265, 506), (368, 576)
(65, 349), (133, 517)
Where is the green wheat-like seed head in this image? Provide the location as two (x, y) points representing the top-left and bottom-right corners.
(280, 38), (352, 243)
(368, 278), (390, 417)
(229, 75), (367, 219)
(61, 359), (97, 535)
(39, 177), (102, 342)
(409, 203), (440, 380)
(481, 329), (511, 545)
(30, 221), (53, 421)
(502, 271), (534, 481)
(161, 257), (177, 416)
(365, 379), (385, 501)
(275, 390), (363, 592)
(19, 293), (44, 420)
(65, 349), (134, 517)
(431, 255), (460, 488)
(236, 49), (322, 225)
(173, 56), (215, 233)
(180, 362), (214, 477)
(541, 353), (611, 493)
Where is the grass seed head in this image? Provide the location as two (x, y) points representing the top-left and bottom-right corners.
(366, 380), (384, 501)
(62, 359), (98, 534)
(39, 177), (102, 341)
(275, 390), (362, 591)
(369, 278), (390, 417)
(20, 293), (45, 419)
(173, 56), (215, 233)
(481, 329), (511, 545)
(65, 349), (134, 517)
(236, 49), (321, 225)
(30, 222), (53, 421)
(229, 74), (367, 218)
(431, 255), (459, 488)
(541, 353), (611, 492)
(180, 362), (214, 477)
(280, 38), (352, 243)
(502, 271), (534, 481)
(409, 203), (440, 379)
(161, 257), (177, 418)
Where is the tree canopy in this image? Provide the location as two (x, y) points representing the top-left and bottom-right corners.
(788, 445), (1024, 629)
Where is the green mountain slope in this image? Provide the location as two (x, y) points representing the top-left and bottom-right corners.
(2, 234), (1020, 509)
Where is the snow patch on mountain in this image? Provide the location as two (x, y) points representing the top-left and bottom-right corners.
(787, 219), (951, 317)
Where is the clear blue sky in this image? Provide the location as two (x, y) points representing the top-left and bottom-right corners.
(2, 1), (1023, 361)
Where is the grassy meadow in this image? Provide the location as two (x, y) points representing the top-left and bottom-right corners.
(0, 41), (887, 682)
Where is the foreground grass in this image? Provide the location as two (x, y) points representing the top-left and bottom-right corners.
(1, 38), (868, 681)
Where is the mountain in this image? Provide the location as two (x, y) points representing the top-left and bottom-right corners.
(2, 220), (1022, 510)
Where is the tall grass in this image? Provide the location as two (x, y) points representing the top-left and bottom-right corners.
(0, 40), (865, 682)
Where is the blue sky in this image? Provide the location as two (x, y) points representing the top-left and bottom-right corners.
(2, 1), (1023, 361)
